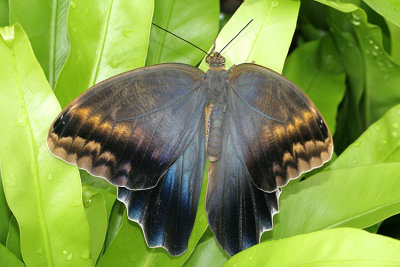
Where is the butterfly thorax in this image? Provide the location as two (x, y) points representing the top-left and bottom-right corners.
(204, 56), (229, 162)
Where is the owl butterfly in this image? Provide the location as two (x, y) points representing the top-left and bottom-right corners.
(47, 21), (333, 256)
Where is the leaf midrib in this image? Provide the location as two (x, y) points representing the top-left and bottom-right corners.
(89, 0), (115, 86)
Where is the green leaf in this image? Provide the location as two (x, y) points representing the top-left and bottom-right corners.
(0, 0), (8, 26)
(54, 0), (154, 107)
(227, 228), (400, 266)
(0, 173), (11, 245)
(98, 164), (209, 267)
(6, 215), (22, 261)
(283, 35), (346, 134)
(0, 24), (92, 266)
(362, 0), (400, 27)
(183, 236), (229, 267)
(9, 0), (70, 88)
(0, 243), (25, 267)
(146, 0), (219, 66)
(199, 0), (301, 73)
(263, 104), (400, 241)
(387, 20), (400, 64)
(82, 188), (108, 264)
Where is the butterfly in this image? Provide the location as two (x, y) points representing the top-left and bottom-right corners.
(47, 29), (333, 256)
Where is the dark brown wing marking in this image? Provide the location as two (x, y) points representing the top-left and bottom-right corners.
(48, 63), (206, 190)
(228, 63), (333, 192)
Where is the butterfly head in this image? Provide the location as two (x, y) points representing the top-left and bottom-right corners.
(206, 52), (226, 68)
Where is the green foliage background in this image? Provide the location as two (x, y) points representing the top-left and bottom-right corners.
(0, 0), (400, 266)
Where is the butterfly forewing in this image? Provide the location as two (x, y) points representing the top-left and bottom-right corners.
(117, 114), (205, 255)
(228, 64), (333, 192)
(47, 63), (206, 190)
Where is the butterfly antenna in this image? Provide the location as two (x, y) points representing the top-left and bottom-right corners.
(219, 19), (253, 54)
(152, 23), (211, 57)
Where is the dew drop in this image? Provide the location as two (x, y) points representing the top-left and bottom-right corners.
(271, 1), (279, 7)
(84, 198), (92, 208)
(376, 125), (381, 131)
(70, 1), (76, 8)
(369, 40), (374, 45)
(382, 140), (387, 144)
(353, 159), (358, 164)
(47, 174), (53, 181)
(109, 59), (121, 68)
(392, 131), (398, 138)
(351, 12), (360, 20)
(372, 50), (378, 56)
(66, 253), (73, 261)
(354, 141), (360, 147)
(374, 45), (379, 50)
(249, 256), (254, 261)
(72, 27), (77, 33)
(393, 123), (399, 129)
(63, 250), (68, 255)
(351, 19), (360, 26)
(81, 250), (90, 260)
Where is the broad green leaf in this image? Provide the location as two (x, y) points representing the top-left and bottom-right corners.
(0, 0), (8, 26)
(315, 0), (359, 13)
(362, 0), (400, 27)
(98, 164), (209, 267)
(54, 0), (154, 107)
(228, 228), (400, 266)
(183, 236), (229, 267)
(329, 104), (400, 169)
(9, 0), (69, 88)
(387, 20), (400, 64)
(82, 188), (108, 264)
(0, 173), (11, 245)
(262, 104), (400, 241)
(200, 0), (301, 73)
(0, 243), (25, 267)
(0, 24), (92, 266)
(6, 215), (22, 261)
(146, 0), (219, 66)
(283, 36), (346, 134)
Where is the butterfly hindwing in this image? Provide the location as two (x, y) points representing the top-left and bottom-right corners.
(206, 110), (280, 256)
(117, 114), (205, 255)
(48, 63), (206, 190)
(228, 64), (333, 192)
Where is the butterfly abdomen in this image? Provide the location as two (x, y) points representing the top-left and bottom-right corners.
(206, 103), (227, 162)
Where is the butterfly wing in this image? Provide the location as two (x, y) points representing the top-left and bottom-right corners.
(117, 114), (205, 256)
(228, 63), (333, 192)
(48, 63), (206, 190)
(206, 110), (280, 256)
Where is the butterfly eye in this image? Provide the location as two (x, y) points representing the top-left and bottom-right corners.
(221, 58), (225, 63)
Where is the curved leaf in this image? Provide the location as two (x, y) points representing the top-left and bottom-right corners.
(9, 0), (69, 88)
(227, 228), (400, 266)
(54, 0), (154, 107)
(0, 243), (25, 267)
(6, 215), (22, 261)
(262, 104), (400, 241)
(0, 24), (92, 266)
(146, 0), (219, 66)
(387, 20), (400, 64)
(362, 0), (400, 27)
(283, 35), (346, 134)
(183, 235), (229, 267)
(200, 0), (300, 73)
